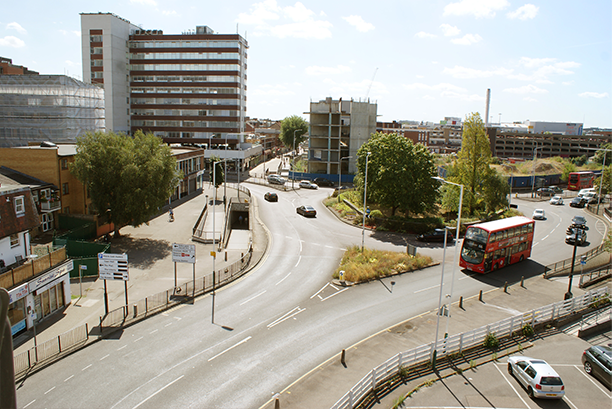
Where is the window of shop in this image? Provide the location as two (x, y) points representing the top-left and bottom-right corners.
(8, 298), (26, 335)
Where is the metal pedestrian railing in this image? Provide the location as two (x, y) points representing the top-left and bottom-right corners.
(330, 286), (610, 409)
(579, 264), (612, 288)
(543, 243), (605, 278)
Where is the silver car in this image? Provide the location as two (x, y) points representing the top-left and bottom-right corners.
(507, 356), (565, 399)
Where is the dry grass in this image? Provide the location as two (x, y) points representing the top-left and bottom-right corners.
(333, 245), (434, 283)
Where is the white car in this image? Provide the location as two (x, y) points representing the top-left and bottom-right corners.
(549, 196), (563, 205)
(299, 180), (318, 189)
(507, 356), (565, 399)
(532, 209), (545, 220)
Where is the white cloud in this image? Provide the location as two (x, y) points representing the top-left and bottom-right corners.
(519, 57), (556, 68)
(507, 4), (539, 20)
(443, 65), (512, 79)
(503, 84), (548, 94)
(415, 31), (436, 38)
(323, 78), (388, 97)
(579, 92), (609, 98)
(162, 10), (178, 16)
(524, 97), (538, 102)
(562, 81), (574, 86)
(130, 0), (157, 6)
(0, 36), (25, 48)
(440, 24), (460, 36)
(423, 95), (435, 100)
(451, 34), (483, 45)
(305, 65), (351, 76)
(342, 15), (374, 32)
(444, 0), (510, 18)
(509, 58), (581, 82)
(6, 22), (26, 34)
(237, 1), (332, 39)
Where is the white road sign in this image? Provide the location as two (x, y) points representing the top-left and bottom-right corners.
(98, 253), (129, 281)
(172, 243), (196, 264)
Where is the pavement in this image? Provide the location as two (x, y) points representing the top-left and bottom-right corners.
(11, 167), (612, 408)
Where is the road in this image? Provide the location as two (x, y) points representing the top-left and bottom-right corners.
(15, 183), (606, 408)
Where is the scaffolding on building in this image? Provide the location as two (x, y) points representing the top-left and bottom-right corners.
(0, 75), (105, 147)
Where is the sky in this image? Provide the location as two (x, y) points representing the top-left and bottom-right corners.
(1, 0), (611, 128)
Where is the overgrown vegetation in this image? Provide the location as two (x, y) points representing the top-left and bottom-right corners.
(333, 245), (434, 283)
(522, 323), (535, 337)
(483, 332), (499, 350)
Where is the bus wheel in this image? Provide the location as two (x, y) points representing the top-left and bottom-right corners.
(519, 255), (524, 262)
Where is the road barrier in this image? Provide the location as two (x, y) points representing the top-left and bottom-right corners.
(543, 243), (605, 278)
(330, 286), (610, 409)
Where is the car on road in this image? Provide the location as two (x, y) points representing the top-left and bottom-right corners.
(565, 228), (587, 245)
(299, 180), (318, 189)
(549, 196), (563, 205)
(549, 185), (564, 194)
(296, 205), (316, 217)
(571, 215), (588, 229)
(416, 228), (454, 242)
(582, 345), (612, 389)
(569, 196), (587, 208)
(582, 192), (600, 204)
(267, 174), (286, 185)
(532, 209), (546, 220)
(264, 192), (278, 202)
(507, 356), (565, 399)
(536, 188), (555, 197)
(313, 177), (334, 187)
(578, 188), (596, 197)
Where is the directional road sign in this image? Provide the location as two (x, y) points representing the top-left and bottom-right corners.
(172, 243), (196, 264)
(98, 253), (129, 281)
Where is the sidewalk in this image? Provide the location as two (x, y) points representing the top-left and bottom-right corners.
(264, 276), (610, 409)
(13, 184), (261, 356)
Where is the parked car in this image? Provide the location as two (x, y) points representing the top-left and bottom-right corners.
(507, 356), (565, 399)
(264, 192), (278, 202)
(299, 180), (318, 189)
(532, 209), (546, 220)
(582, 345), (612, 389)
(416, 228), (454, 242)
(267, 174), (286, 185)
(565, 228), (587, 245)
(569, 196), (587, 208)
(571, 215), (588, 229)
(549, 185), (564, 194)
(536, 188), (555, 197)
(334, 185), (351, 192)
(313, 177), (334, 187)
(296, 205), (316, 217)
(549, 196), (563, 205)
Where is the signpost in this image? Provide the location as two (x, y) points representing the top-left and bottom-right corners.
(172, 244), (196, 300)
(98, 253), (129, 314)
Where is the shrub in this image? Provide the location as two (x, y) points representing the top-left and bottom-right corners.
(522, 323), (534, 337)
(483, 332), (499, 350)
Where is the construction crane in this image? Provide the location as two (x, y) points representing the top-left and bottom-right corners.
(365, 67), (378, 100)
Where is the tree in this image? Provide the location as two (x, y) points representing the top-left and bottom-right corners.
(448, 112), (493, 215)
(279, 115), (309, 150)
(71, 130), (181, 236)
(594, 164), (611, 196)
(353, 132), (438, 216)
(561, 161), (577, 182)
(592, 143), (612, 165)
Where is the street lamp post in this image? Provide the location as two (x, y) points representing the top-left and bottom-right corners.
(431, 227), (450, 369)
(531, 146), (541, 198)
(361, 152), (371, 251)
(292, 129), (302, 191)
(564, 223), (587, 300)
(339, 156), (352, 189)
(432, 177), (464, 339)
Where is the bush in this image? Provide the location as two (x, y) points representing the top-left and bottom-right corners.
(522, 323), (534, 337)
(483, 332), (499, 350)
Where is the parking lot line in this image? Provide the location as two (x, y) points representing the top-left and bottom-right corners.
(564, 395), (579, 409)
(494, 363), (533, 409)
(572, 364), (612, 397)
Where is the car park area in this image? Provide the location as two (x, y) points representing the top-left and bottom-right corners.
(400, 330), (612, 409)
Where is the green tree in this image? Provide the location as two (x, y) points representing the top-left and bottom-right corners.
(353, 132), (438, 216)
(594, 164), (611, 195)
(279, 115), (309, 150)
(562, 161), (577, 182)
(448, 112), (492, 215)
(71, 130), (181, 236)
(592, 143), (612, 165)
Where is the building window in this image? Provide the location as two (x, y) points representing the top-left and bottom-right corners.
(61, 159), (68, 169)
(10, 234), (19, 248)
(14, 196), (25, 217)
(62, 183), (69, 195)
(64, 207), (70, 214)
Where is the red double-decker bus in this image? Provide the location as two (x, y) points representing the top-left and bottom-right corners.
(568, 171), (595, 191)
(460, 216), (535, 274)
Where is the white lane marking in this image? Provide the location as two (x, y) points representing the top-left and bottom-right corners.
(311, 283), (329, 299)
(494, 363), (532, 409)
(173, 316), (182, 321)
(208, 337), (252, 362)
(100, 354), (110, 361)
(564, 395), (579, 409)
(573, 364), (611, 397)
(414, 284), (439, 294)
(240, 290), (267, 306)
(164, 322), (173, 327)
(542, 234), (550, 240)
(150, 329), (158, 334)
(23, 400), (36, 408)
(82, 364), (92, 371)
(459, 275), (471, 281)
(320, 287), (349, 302)
(330, 283), (339, 291)
(44, 386), (55, 394)
(64, 375), (74, 382)
(294, 255), (301, 267)
(133, 336), (143, 343)
(276, 272), (292, 285)
(132, 375), (184, 409)
(117, 345), (127, 351)
(267, 307), (306, 329)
